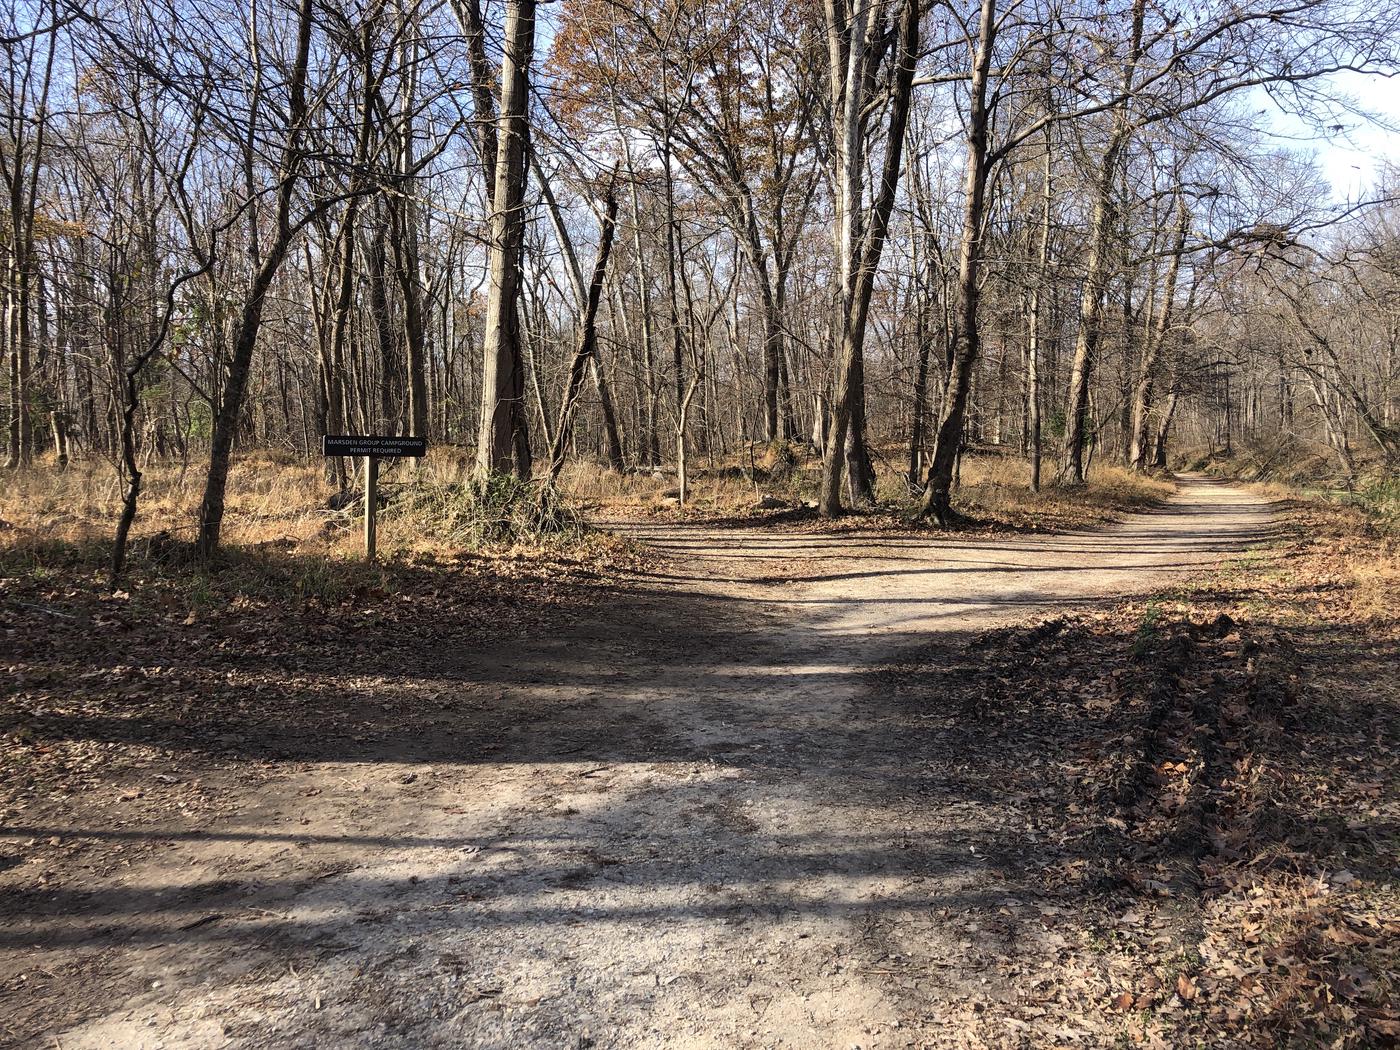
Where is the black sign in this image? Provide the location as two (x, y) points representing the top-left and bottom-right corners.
(323, 434), (427, 458)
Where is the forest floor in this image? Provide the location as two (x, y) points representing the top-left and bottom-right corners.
(2, 475), (1396, 1048)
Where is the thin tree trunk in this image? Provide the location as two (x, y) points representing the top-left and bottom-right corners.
(196, 0), (315, 557)
(547, 182), (620, 482)
(396, 4), (429, 445)
(909, 293), (933, 486)
(1060, 0), (1145, 483)
(367, 220), (400, 431)
(918, 0), (995, 524)
(1026, 134), (1052, 492)
(1129, 193), (1189, 470)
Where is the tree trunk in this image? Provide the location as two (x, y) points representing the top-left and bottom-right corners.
(918, 0), (995, 524)
(1026, 135), (1052, 492)
(818, 0), (918, 514)
(1151, 389), (1177, 469)
(591, 355), (625, 471)
(49, 409), (69, 470)
(394, 3), (429, 445)
(547, 184), (620, 483)
(1060, 0), (1145, 484)
(323, 209), (358, 488)
(1129, 194), (1189, 471)
(909, 293), (933, 486)
(196, 0), (315, 558)
(475, 0), (536, 478)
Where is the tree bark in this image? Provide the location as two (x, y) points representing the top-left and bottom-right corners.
(918, 0), (996, 524)
(818, 0), (918, 514)
(475, 0), (536, 478)
(1128, 194), (1189, 470)
(547, 182), (619, 483)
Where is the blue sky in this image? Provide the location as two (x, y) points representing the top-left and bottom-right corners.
(1266, 71), (1400, 200)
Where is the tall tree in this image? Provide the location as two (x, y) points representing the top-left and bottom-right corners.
(474, 0), (537, 478)
(817, 0), (919, 514)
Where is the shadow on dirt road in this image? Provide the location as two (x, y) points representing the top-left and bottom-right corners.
(2, 477), (1277, 1049)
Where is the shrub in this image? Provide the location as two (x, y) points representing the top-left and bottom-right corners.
(392, 473), (586, 547)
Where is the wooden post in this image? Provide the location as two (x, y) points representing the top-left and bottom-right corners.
(364, 455), (378, 563)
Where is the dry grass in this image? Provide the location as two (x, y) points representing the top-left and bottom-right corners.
(0, 448), (640, 632)
(0, 447), (557, 563)
(0, 445), (1177, 580)
(0, 451), (328, 551)
(1182, 439), (1400, 532)
(950, 453), (1175, 530)
(561, 445), (1175, 531)
(1267, 499), (1400, 624)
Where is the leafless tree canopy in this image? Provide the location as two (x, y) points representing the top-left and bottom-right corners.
(3, 0), (1398, 549)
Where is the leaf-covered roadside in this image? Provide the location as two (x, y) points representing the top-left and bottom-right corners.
(0, 537), (641, 888)
(885, 503), (1397, 1048)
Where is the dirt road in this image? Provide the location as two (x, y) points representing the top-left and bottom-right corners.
(6, 476), (1275, 1049)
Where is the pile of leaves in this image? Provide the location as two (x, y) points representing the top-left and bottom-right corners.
(888, 503), (1397, 1047)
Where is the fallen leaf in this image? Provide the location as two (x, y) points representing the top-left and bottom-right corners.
(1177, 973), (1198, 1002)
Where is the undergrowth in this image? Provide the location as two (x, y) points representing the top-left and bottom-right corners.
(1350, 474), (1400, 532)
(0, 450), (605, 579)
(388, 473), (585, 548)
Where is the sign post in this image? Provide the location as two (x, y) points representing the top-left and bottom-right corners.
(364, 455), (378, 562)
(323, 435), (427, 563)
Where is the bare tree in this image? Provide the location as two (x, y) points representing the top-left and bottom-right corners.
(817, 0), (919, 514)
(474, 0), (536, 478)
